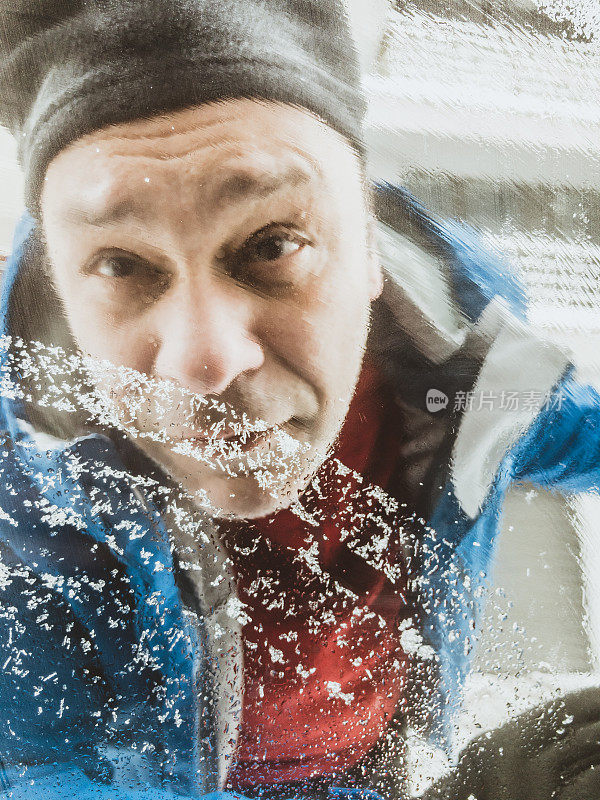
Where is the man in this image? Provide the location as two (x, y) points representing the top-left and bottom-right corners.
(1, 2), (600, 799)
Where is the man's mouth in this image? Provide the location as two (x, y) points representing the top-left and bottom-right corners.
(175, 424), (280, 455)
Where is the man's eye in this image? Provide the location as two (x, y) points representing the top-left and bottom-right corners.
(244, 232), (304, 263)
(93, 254), (143, 278)
(85, 252), (171, 300)
(230, 226), (313, 293)
(88, 253), (169, 286)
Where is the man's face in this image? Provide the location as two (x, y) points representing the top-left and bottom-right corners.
(41, 99), (381, 519)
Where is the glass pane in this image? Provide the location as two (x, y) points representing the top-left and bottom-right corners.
(0, 2), (599, 798)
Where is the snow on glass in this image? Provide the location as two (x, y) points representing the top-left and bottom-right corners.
(0, 334), (457, 796)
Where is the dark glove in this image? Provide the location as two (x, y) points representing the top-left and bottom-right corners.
(422, 686), (600, 800)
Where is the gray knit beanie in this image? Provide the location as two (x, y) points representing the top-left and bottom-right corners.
(0, 0), (365, 214)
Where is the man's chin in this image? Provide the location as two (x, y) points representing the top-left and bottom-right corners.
(182, 473), (301, 520)
(134, 426), (333, 519)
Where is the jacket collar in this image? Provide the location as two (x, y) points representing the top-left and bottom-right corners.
(377, 219), (468, 364)
(449, 298), (570, 518)
(375, 218), (571, 520)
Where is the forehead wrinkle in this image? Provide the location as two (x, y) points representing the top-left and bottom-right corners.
(88, 104), (250, 151)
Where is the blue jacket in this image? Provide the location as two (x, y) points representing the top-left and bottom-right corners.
(0, 185), (599, 798)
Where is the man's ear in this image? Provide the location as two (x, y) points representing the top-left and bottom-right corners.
(366, 215), (384, 301)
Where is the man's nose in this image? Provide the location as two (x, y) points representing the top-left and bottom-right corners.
(152, 281), (265, 396)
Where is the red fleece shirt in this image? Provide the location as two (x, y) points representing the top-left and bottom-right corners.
(225, 362), (411, 787)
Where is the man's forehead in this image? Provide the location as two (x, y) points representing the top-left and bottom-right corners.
(58, 154), (321, 228)
(44, 100), (358, 225)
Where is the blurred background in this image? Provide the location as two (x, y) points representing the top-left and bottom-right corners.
(1, 0), (600, 791)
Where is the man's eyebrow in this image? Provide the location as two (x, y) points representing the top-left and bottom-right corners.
(67, 199), (146, 228)
(206, 165), (314, 211)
